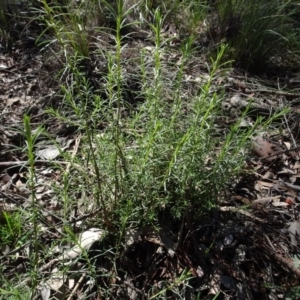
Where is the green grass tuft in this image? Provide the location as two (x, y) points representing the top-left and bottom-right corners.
(216, 0), (300, 71)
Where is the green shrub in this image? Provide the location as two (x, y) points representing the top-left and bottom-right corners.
(40, 0), (287, 229)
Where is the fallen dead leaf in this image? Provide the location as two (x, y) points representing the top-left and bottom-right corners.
(288, 221), (300, 246)
(37, 145), (61, 160)
(6, 97), (20, 106)
(59, 228), (105, 260)
(252, 136), (283, 161)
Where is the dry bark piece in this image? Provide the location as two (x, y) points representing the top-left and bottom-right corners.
(252, 136), (283, 161)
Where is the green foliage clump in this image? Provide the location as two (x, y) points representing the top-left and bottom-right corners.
(38, 0), (287, 230)
(0, 211), (23, 247)
(216, 0), (300, 71)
